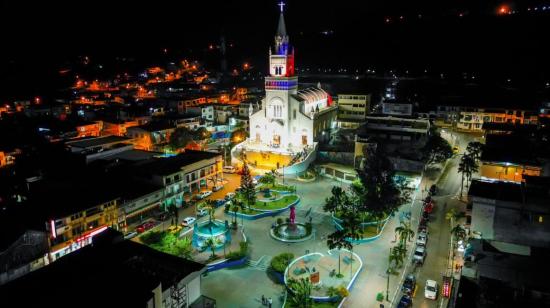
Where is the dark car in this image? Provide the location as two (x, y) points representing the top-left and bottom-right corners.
(397, 294), (412, 308)
(402, 274), (416, 294)
(213, 199), (226, 208)
(137, 221), (156, 233)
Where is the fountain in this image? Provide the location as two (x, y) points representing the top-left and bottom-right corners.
(271, 205), (313, 242)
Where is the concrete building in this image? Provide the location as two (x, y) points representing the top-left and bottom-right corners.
(135, 150), (223, 207)
(457, 108), (539, 131)
(0, 230), (211, 307)
(249, 8), (337, 151)
(381, 100), (413, 116)
(127, 121), (175, 151)
(337, 94), (371, 128)
(65, 135), (136, 164)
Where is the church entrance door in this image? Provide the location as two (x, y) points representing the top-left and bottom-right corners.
(256, 133), (261, 143)
(273, 135), (281, 148)
(302, 135), (307, 145)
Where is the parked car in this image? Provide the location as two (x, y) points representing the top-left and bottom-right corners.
(197, 208), (208, 217)
(402, 274), (416, 294)
(452, 146), (459, 154)
(124, 231), (138, 240)
(212, 184), (224, 192)
(214, 199), (226, 207)
(418, 225), (428, 235)
(225, 192), (236, 200)
(136, 221), (156, 233)
(196, 190), (212, 200)
(425, 279), (438, 300)
(223, 165), (236, 173)
(397, 294), (412, 308)
(424, 201), (434, 214)
(181, 216), (196, 227)
(168, 225), (182, 234)
(413, 246), (427, 264)
(416, 233), (428, 246)
(422, 211), (430, 221)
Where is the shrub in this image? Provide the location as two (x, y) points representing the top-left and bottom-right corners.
(239, 241), (249, 255)
(140, 231), (164, 245)
(376, 292), (384, 302)
(285, 218), (291, 224)
(226, 251), (244, 260)
(270, 252), (294, 273)
(224, 203), (231, 213)
(305, 222), (312, 234)
(276, 218), (283, 225)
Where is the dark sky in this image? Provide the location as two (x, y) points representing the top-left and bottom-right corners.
(1, 0), (549, 100)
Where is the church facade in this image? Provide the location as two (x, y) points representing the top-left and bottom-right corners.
(249, 6), (337, 152)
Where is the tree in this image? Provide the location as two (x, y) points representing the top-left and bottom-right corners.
(466, 141), (484, 161)
(327, 229), (352, 277)
(287, 278), (314, 308)
(240, 162), (256, 209)
(458, 153), (479, 195)
(230, 195), (244, 228)
(174, 237), (193, 260)
(394, 221), (415, 249)
(451, 224), (467, 241)
(323, 186), (349, 215)
(168, 202), (179, 226)
(446, 208), (465, 228)
(169, 127), (193, 151)
(421, 133), (453, 165)
(259, 169), (277, 188)
(231, 127), (247, 144)
(357, 147), (409, 232)
(192, 127), (211, 141)
(204, 237), (219, 258)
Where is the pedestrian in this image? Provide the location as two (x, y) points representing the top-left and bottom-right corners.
(268, 297), (273, 308)
(261, 295), (266, 305)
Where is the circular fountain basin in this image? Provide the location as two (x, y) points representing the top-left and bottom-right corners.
(270, 222), (313, 243)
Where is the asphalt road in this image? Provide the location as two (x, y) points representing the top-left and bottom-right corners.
(395, 131), (478, 308)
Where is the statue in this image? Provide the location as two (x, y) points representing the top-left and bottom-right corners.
(289, 204), (296, 225)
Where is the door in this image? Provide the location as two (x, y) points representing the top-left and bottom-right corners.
(302, 135), (307, 145)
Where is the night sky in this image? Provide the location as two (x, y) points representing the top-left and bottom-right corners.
(2, 0), (550, 100)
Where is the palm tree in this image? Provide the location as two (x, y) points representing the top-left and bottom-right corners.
(451, 224), (467, 241)
(466, 141), (484, 161)
(287, 278), (313, 308)
(458, 153), (479, 196)
(203, 199), (217, 224)
(204, 237), (219, 258)
(230, 195), (244, 228)
(168, 202), (179, 226)
(259, 169), (277, 188)
(394, 221), (415, 249)
(446, 208), (464, 228)
(327, 230), (351, 277)
(174, 237), (193, 260)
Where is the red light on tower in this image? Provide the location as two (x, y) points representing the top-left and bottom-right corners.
(498, 4), (510, 15)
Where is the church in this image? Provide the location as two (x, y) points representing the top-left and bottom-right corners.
(248, 3), (337, 158)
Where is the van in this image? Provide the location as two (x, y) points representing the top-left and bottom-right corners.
(223, 165), (236, 173)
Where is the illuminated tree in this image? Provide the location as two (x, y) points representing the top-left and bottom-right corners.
(421, 133), (453, 165)
(240, 162), (256, 209)
(458, 153), (478, 195)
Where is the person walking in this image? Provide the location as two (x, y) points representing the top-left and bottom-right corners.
(268, 297), (273, 308)
(261, 295), (266, 305)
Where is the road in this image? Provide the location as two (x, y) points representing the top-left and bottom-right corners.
(391, 131), (478, 308)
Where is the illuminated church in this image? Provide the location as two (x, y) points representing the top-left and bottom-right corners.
(248, 3), (336, 154)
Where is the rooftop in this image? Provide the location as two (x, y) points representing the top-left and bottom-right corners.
(129, 121), (174, 132)
(136, 150), (220, 176)
(65, 135), (131, 149)
(481, 134), (539, 166)
(0, 230), (206, 306)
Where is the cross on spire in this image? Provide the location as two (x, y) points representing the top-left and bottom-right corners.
(278, 1), (286, 13)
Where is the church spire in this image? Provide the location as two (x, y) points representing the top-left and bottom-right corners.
(274, 1), (289, 55)
(276, 2), (287, 37)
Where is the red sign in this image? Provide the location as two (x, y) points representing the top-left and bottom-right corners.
(443, 277), (451, 297)
(310, 272), (320, 284)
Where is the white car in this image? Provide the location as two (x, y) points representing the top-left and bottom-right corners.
(181, 216), (196, 227)
(424, 279), (438, 300)
(223, 165), (236, 173)
(413, 246), (426, 264)
(416, 233), (428, 246)
(124, 231), (138, 240)
(212, 184), (224, 192)
(197, 208), (208, 217)
(225, 192), (236, 200)
(196, 190), (212, 199)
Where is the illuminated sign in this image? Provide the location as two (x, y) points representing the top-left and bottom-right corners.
(443, 277), (451, 297)
(50, 220), (57, 238)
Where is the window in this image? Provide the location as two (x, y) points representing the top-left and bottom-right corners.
(293, 109), (296, 119)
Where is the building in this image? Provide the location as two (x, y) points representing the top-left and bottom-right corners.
(31, 180), (121, 262)
(127, 121), (176, 151)
(457, 108), (539, 131)
(248, 7), (337, 151)
(117, 181), (165, 229)
(65, 135), (136, 163)
(135, 150), (223, 207)
(337, 94), (371, 128)
(479, 134), (544, 182)
(381, 99), (413, 116)
(0, 230), (212, 307)
(468, 178), (550, 249)
(100, 118), (139, 136)
(354, 116), (430, 170)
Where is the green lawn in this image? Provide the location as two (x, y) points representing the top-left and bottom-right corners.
(252, 194), (299, 210)
(334, 211), (389, 224)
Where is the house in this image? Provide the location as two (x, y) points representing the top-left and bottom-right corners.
(127, 121), (176, 151)
(0, 229), (212, 307)
(65, 135), (136, 164)
(337, 94), (371, 129)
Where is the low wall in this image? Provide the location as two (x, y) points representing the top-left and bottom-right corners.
(276, 144), (318, 175)
(206, 256), (248, 272)
(317, 151), (355, 165)
(225, 197), (300, 220)
(332, 214), (393, 244)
